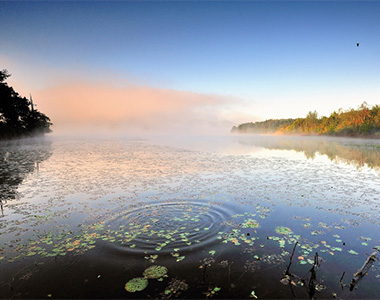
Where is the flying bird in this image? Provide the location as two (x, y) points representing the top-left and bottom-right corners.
(356, 43), (360, 47)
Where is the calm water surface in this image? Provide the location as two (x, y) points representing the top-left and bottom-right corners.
(1, 135), (380, 299)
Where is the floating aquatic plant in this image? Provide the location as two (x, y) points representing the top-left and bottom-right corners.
(250, 290), (258, 298)
(163, 278), (188, 297)
(275, 226), (292, 235)
(144, 254), (158, 263)
(205, 286), (221, 297)
(315, 283), (326, 292)
(143, 265), (168, 279)
(176, 256), (185, 262)
(242, 219), (259, 228)
(124, 277), (148, 292)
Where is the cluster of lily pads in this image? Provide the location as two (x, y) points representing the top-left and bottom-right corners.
(217, 207), (270, 247)
(1, 200), (378, 275)
(1, 196), (380, 300)
(158, 278), (189, 298)
(124, 265), (168, 292)
(0, 203), (216, 263)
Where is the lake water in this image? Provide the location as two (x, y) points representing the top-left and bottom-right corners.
(1, 135), (380, 299)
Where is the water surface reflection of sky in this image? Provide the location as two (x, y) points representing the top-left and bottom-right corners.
(1, 136), (380, 298)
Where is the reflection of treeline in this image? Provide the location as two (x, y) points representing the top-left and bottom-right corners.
(232, 103), (380, 137)
(0, 69), (52, 140)
(0, 139), (52, 202)
(238, 136), (380, 170)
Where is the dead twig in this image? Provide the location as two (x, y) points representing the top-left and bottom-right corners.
(307, 252), (321, 299)
(349, 251), (377, 291)
(339, 272), (346, 289)
(285, 241), (298, 276)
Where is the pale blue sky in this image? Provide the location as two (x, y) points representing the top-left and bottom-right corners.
(1, 1), (379, 134)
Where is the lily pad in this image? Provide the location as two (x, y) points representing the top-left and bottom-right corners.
(125, 277), (148, 292)
(243, 219), (259, 228)
(143, 265), (168, 279)
(275, 226), (292, 235)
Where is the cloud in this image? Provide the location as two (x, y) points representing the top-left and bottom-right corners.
(33, 78), (250, 136)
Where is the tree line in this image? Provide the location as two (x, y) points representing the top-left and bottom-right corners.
(231, 103), (380, 137)
(0, 69), (52, 140)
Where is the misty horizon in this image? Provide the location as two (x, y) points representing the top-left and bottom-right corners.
(2, 1), (379, 137)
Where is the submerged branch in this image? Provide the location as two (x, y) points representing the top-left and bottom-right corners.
(340, 272), (346, 289)
(349, 251), (378, 291)
(285, 241), (298, 276)
(307, 252), (320, 299)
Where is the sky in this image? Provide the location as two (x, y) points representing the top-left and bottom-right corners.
(1, 1), (380, 135)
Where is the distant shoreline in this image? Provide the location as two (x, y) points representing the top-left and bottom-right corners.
(231, 131), (380, 140)
(231, 103), (380, 139)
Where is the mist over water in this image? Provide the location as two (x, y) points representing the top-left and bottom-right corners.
(1, 134), (380, 299)
(33, 78), (249, 137)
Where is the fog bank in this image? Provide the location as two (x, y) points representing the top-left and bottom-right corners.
(32, 79), (252, 136)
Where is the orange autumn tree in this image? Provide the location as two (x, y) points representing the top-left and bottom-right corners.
(232, 102), (380, 137)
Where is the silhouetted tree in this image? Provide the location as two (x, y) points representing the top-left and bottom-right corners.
(0, 69), (52, 139)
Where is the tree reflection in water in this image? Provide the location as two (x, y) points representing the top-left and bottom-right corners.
(0, 137), (52, 216)
(237, 135), (380, 172)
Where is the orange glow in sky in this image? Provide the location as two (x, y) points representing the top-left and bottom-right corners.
(34, 78), (246, 136)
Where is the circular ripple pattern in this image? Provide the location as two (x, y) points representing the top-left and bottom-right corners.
(104, 200), (233, 254)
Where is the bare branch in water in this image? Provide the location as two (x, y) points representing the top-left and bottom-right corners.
(285, 241), (298, 276)
(349, 251), (377, 291)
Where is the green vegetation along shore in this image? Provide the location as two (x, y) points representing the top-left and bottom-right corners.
(231, 103), (380, 138)
(0, 69), (52, 140)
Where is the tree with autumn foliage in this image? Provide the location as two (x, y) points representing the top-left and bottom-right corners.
(232, 103), (380, 137)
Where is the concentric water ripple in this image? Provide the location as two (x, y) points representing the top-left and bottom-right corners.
(104, 200), (234, 254)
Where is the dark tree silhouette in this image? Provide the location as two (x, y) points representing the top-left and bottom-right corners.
(0, 69), (52, 140)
